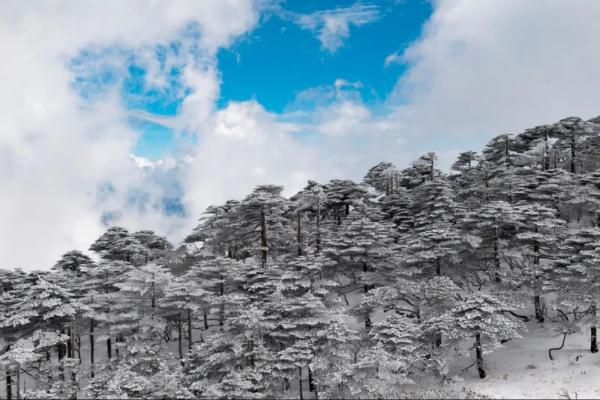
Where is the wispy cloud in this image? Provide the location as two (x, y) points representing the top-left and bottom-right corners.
(384, 51), (403, 67)
(294, 4), (381, 52)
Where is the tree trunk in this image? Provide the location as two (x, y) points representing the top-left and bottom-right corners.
(58, 337), (65, 381)
(435, 258), (441, 276)
(188, 308), (193, 352)
(363, 261), (373, 330)
(534, 295), (544, 323)
(493, 228), (501, 283)
(67, 329), (73, 358)
(15, 367), (20, 400)
(178, 312), (183, 359)
(6, 369), (12, 400)
(106, 337), (112, 360)
(434, 333), (442, 348)
(533, 236), (544, 323)
(90, 320), (95, 378)
(297, 211), (302, 256)
(219, 280), (225, 332)
(260, 208), (267, 268)
(344, 203), (350, 216)
(203, 309), (209, 330)
(592, 304), (598, 353)
(543, 132), (550, 171)
(45, 351), (52, 392)
(308, 366), (317, 397)
(504, 135), (510, 170)
(475, 331), (486, 379)
(315, 200), (321, 254)
(299, 366), (304, 400)
(151, 275), (156, 309)
(570, 133), (576, 174)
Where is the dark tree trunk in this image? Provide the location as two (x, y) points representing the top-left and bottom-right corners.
(15, 368), (20, 400)
(58, 333), (66, 361)
(151, 277), (156, 309)
(6, 369), (12, 400)
(203, 309), (209, 330)
(435, 258), (441, 276)
(58, 335), (66, 381)
(570, 133), (576, 174)
(493, 229), (501, 283)
(534, 295), (544, 323)
(45, 350), (52, 392)
(90, 320), (95, 378)
(247, 338), (255, 368)
(299, 366), (304, 400)
(188, 308), (193, 352)
(260, 208), (267, 268)
(67, 328), (73, 358)
(434, 333), (442, 348)
(344, 203), (350, 216)
(475, 331), (486, 379)
(106, 337), (112, 360)
(178, 312), (183, 359)
(533, 236), (544, 323)
(297, 211), (302, 256)
(219, 280), (225, 331)
(504, 135), (510, 170)
(308, 366), (317, 397)
(315, 200), (321, 254)
(592, 304), (598, 353)
(363, 261), (373, 330)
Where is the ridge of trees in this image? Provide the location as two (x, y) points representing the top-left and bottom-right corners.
(2, 115), (600, 398)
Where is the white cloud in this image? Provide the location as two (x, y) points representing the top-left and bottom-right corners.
(181, 100), (322, 221)
(384, 51), (402, 67)
(0, 0), (262, 270)
(6, 0), (600, 272)
(389, 0), (600, 152)
(296, 5), (380, 52)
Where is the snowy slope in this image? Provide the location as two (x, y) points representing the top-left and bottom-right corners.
(458, 322), (600, 399)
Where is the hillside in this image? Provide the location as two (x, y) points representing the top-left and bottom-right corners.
(3, 115), (600, 398)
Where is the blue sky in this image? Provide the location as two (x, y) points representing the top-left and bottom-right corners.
(72, 0), (433, 161)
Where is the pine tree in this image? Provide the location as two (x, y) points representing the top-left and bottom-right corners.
(399, 152), (440, 190)
(323, 179), (370, 224)
(547, 227), (600, 353)
(322, 212), (396, 330)
(509, 202), (564, 322)
(463, 201), (523, 283)
(363, 162), (400, 195)
(52, 250), (94, 273)
(262, 256), (331, 397)
(184, 256), (245, 333)
(423, 292), (524, 379)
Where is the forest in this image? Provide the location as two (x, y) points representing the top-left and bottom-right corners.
(3, 115), (600, 399)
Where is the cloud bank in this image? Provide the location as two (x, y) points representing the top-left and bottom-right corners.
(0, 0), (262, 269)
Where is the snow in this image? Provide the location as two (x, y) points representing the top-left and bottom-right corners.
(458, 321), (600, 399)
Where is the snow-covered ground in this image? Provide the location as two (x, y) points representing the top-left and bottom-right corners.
(458, 321), (600, 399)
